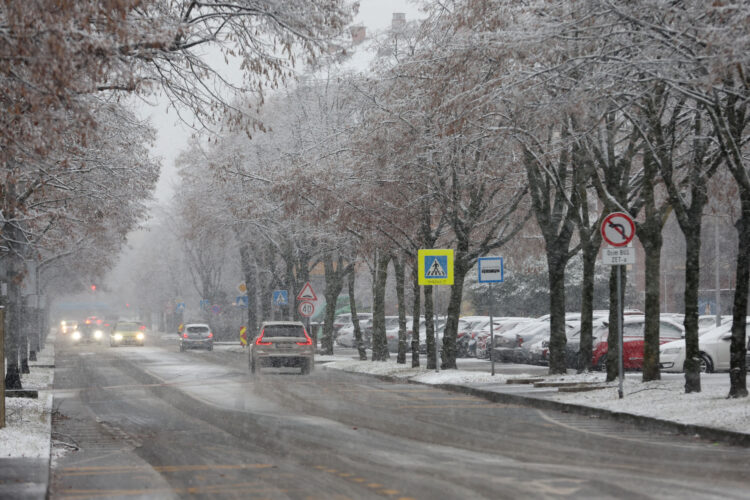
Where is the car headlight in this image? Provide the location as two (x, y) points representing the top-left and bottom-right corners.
(136, 332), (144, 340)
(114, 333), (123, 341)
(661, 347), (682, 355)
(94, 330), (103, 339)
(72, 331), (81, 340)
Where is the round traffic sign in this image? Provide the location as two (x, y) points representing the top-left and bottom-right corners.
(298, 301), (314, 318)
(601, 212), (635, 247)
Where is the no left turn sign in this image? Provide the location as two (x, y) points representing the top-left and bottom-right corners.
(601, 212), (635, 247)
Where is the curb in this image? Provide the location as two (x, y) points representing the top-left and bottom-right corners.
(324, 366), (750, 448)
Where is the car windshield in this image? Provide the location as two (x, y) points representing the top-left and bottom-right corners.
(115, 323), (140, 332)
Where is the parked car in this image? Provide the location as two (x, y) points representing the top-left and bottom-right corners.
(418, 317), (446, 354)
(592, 316), (684, 370)
(336, 317), (373, 348)
(474, 317), (534, 359)
(250, 321), (314, 374)
(660, 318), (750, 373)
(110, 321), (146, 347)
(386, 316), (413, 352)
(492, 319), (548, 362)
(179, 323), (214, 351)
(333, 313), (372, 338)
(523, 321), (579, 365)
(456, 316), (490, 357)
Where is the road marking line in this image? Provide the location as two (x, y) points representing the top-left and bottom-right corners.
(59, 463), (274, 475)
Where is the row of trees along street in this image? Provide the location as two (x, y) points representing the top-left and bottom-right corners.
(0, 0), (356, 424)
(139, 1), (750, 399)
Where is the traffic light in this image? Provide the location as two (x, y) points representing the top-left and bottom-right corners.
(90, 284), (96, 291)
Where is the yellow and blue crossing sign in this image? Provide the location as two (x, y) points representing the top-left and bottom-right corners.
(418, 249), (454, 286)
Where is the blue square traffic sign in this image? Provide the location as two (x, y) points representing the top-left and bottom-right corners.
(273, 290), (288, 306)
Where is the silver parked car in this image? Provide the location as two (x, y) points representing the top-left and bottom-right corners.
(250, 321), (315, 374)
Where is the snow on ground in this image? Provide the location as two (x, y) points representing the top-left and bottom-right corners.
(0, 395), (53, 459)
(325, 358), (750, 435)
(0, 335), (55, 459)
(548, 373), (750, 435)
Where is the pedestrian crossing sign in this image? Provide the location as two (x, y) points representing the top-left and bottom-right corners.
(418, 249), (454, 286)
(273, 290), (289, 306)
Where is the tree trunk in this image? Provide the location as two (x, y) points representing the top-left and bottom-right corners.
(606, 265), (625, 382)
(20, 300), (29, 374)
(641, 227), (663, 382)
(29, 306), (39, 362)
(578, 237), (598, 372)
(239, 245), (259, 337)
(423, 283), (436, 370)
(440, 256), (468, 370)
(547, 254), (568, 375)
(4, 271), (22, 390)
(322, 256), (346, 355)
(371, 251), (390, 361)
(683, 227), (703, 393)
(728, 195), (750, 398)
(411, 264), (421, 368)
(393, 252), (407, 364)
(348, 268), (367, 360)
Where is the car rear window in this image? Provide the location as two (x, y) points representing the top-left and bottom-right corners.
(187, 326), (209, 333)
(263, 325), (305, 337)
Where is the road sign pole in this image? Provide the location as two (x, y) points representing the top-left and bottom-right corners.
(617, 265), (624, 399)
(434, 285), (439, 373)
(490, 282), (495, 376)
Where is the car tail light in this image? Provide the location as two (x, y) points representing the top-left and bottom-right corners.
(140, 325), (146, 330)
(516, 335), (523, 347)
(255, 329), (272, 346)
(296, 329), (313, 346)
(182, 333), (188, 339)
(96, 319), (102, 325)
(208, 332), (213, 339)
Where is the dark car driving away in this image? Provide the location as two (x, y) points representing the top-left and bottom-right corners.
(180, 323), (214, 351)
(250, 321), (314, 375)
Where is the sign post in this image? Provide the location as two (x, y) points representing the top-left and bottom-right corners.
(601, 212), (636, 399)
(478, 257), (504, 376)
(418, 249), (454, 372)
(296, 283), (317, 341)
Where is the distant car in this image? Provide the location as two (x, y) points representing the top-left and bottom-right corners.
(110, 321), (146, 347)
(179, 323), (214, 351)
(250, 321), (314, 374)
(70, 320), (105, 345)
(660, 318), (750, 373)
(60, 319), (78, 335)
